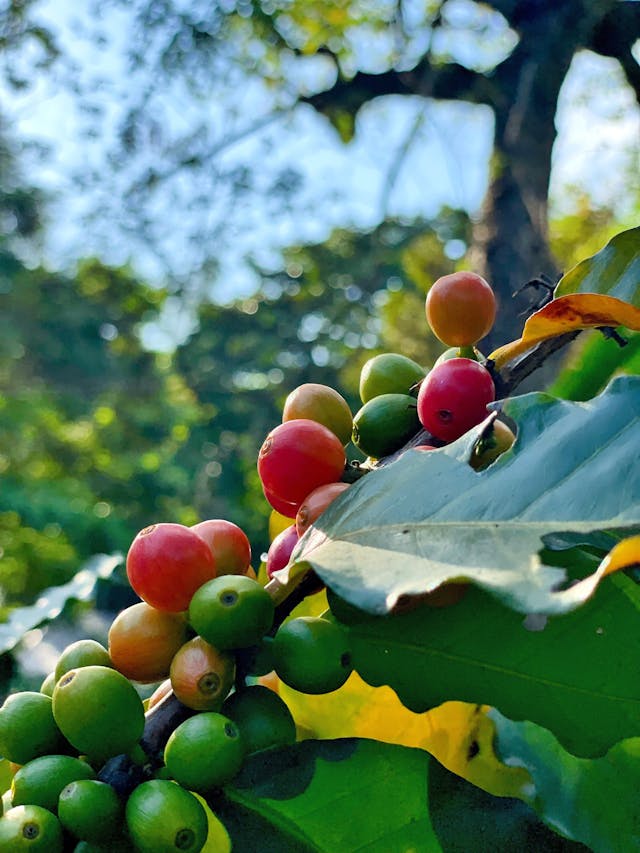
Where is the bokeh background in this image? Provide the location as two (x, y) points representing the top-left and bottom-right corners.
(1, 0), (639, 694)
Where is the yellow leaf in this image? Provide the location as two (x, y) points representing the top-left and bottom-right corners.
(279, 672), (532, 799)
(490, 294), (640, 369)
(600, 535), (640, 576)
(191, 791), (232, 853)
(269, 509), (295, 542)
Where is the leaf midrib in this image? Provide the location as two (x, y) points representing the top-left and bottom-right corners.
(329, 518), (621, 543)
(354, 631), (640, 705)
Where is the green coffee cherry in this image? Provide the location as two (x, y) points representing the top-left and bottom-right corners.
(58, 779), (124, 844)
(272, 617), (353, 694)
(359, 353), (425, 403)
(164, 713), (245, 793)
(189, 575), (275, 650)
(0, 805), (64, 852)
(0, 692), (67, 765)
(222, 685), (296, 754)
(125, 780), (207, 853)
(11, 756), (95, 814)
(352, 394), (421, 459)
(54, 640), (113, 683)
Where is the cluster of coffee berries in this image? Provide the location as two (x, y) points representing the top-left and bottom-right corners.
(259, 272), (515, 551)
(350, 272), (513, 464)
(416, 270), (497, 443)
(0, 268), (515, 852)
(0, 508), (357, 852)
(257, 383), (354, 578)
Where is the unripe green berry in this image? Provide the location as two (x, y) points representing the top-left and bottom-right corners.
(272, 617), (353, 694)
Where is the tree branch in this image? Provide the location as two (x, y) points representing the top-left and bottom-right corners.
(302, 59), (495, 123)
(618, 49), (640, 104)
(589, 1), (640, 101)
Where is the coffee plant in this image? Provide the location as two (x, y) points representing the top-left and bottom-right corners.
(0, 227), (639, 852)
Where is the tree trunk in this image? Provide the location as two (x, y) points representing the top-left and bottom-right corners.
(472, 0), (585, 353)
(305, 0), (626, 359)
(471, 152), (560, 355)
(471, 0), (608, 354)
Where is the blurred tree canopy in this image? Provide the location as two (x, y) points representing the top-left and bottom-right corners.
(0, 0), (639, 615)
(172, 212), (464, 550)
(0, 139), (203, 607)
(185, 0), (640, 347)
(22, 0), (634, 349)
(0, 253), (206, 607)
(1, 141), (464, 607)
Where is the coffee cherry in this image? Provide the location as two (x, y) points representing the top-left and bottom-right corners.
(54, 639), (113, 683)
(0, 805), (64, 852)
(258, 419), (346, 512)
(416, 358), (495, 442)
(190, 519), (252, 576)
(146, 678), (173, 711)
(58, 779), (124, 844)
(359, 353), (425, 403)
(189, 576), (275, 650)
(11, 755), (96, 813)
(125, 780), (207, 853)
(108, 603), (189, 684)
(352, 393), (421, 459)
(265, 524), (299, 579)
(52, 666), (144, 764)
(164, 713), (245, 792)
(170, 636), (235, 712)
(272, 617), (353, 694)
(282, 383), (353, 446)
(295, 482), (350, 537)
(470, 419), (516, 470)
(126, 523), (217, 612)
(0, 692), (68, 765)
(221, 685), (296, 754)
(426, 271), (496, 347)
(262, 486), (300, 518)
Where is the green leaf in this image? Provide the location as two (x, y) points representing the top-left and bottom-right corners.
(0, 553), (122, 655)
(554, 226), (640, 304)
(490, 710), (640, 852)
(293, 375), (640, 617)
(425, 754), (588, 853)
(213, 739), (578, 852)
(548, 328), (640, 401)
(336, 572), (640, 757)
(523, 225), (640, 400)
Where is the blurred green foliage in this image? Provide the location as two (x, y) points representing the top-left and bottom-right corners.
(0, 123), (636, 624)
(0, 187), (465, 611)
(0, 255), (205, 608)
(146, 213), (465, 562)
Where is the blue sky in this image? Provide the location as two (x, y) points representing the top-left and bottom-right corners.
(4, 1), (640, 312)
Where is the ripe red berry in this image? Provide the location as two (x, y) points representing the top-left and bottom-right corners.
(266, 524), (299, 579)
(296, 482), (350, 537)
(262, 486), (299, 519)
(126, 522), (217, 612)
(426, 271), (496, 346)
(416, 358), (495, 442)
(258, 419), (346, 511)
(191, 519), (252, 576)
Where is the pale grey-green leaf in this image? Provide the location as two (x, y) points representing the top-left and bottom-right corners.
(293, 376), (640, 615)
(0, 553), (122, 654)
